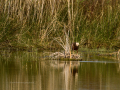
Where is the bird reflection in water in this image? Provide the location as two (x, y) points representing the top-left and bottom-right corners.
(71, 67), (78, 77)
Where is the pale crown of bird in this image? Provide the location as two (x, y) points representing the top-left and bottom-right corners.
(76, 42), (79, 46)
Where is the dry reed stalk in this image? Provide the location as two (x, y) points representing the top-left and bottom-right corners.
(67, 0), (71, 26)
(64, 25), (71, 54)
(32, 0), (37, 22)
(71, 0), (75, 42)
(4, 0), (7, 13)
(67, 0), (71, 58)
(40, 0), (45, 24)
(50, 0), (54, 16)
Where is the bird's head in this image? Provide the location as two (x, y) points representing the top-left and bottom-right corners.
(76, 42), (79, 46)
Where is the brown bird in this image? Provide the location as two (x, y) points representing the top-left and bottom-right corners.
(72, 42), (79, 54)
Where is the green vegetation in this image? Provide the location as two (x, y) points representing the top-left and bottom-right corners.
(0, 0), (120, 50)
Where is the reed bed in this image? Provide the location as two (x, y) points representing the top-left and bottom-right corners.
(0, 0), (120, 50)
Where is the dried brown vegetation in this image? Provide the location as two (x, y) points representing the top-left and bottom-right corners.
(0, 0), (120, 50)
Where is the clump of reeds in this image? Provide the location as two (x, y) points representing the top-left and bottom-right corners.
(53, 25), (70, 53)
(49, 24), (71, 59)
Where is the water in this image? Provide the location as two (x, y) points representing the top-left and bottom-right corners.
(0, 50), (120, 90)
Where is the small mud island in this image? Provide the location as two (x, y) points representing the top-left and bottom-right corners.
(49, 52), (82, 61)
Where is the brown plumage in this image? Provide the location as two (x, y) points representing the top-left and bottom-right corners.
(72, 42), (79, 53)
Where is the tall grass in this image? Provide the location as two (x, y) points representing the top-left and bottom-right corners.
(0, 0), (120, 50)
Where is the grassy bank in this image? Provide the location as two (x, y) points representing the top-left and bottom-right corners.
(0, 0), (120, 51)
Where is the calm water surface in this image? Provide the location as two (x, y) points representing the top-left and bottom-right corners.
(0, 50), (120, 90)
